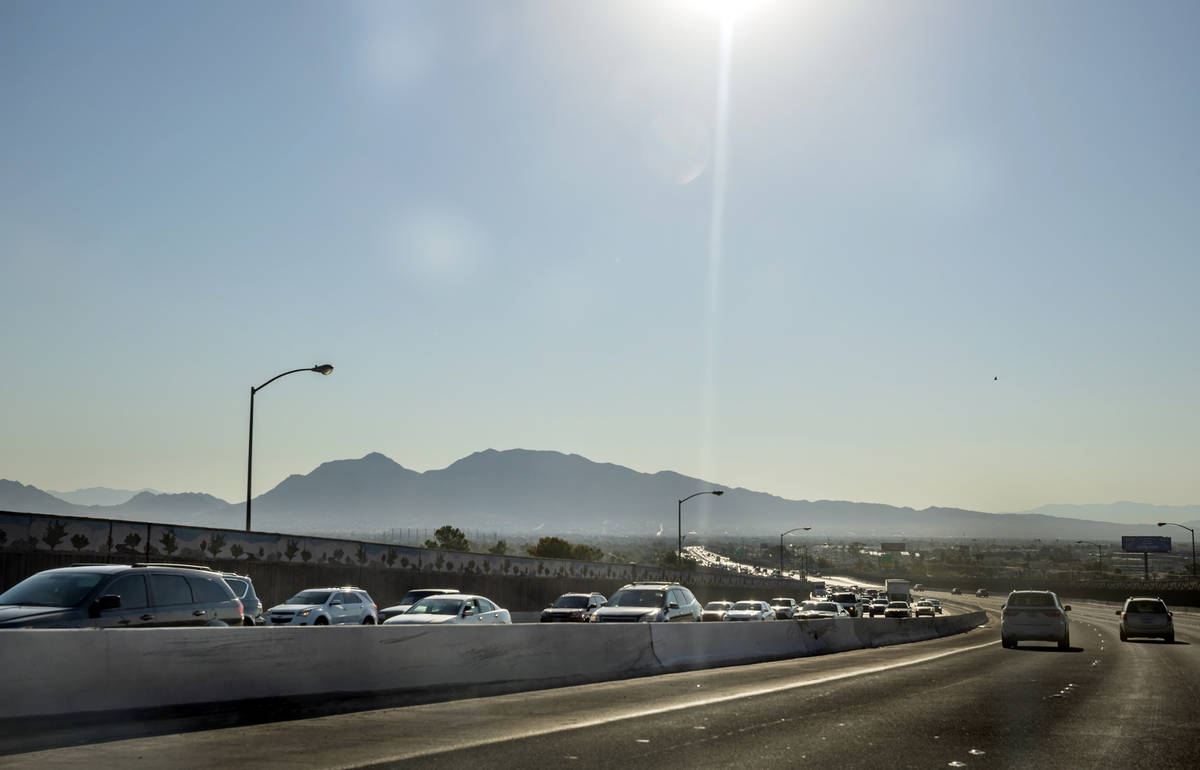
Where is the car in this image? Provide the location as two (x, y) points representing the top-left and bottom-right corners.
(769, 597), (797, 619)
(589, 582), (702, 622)
(884, 601), (911, 618)
(976, 588), (990, 598)
(927, 598), (943, 614)
(794, 601), (849, 620)
(268, 587), (378, 625)
(701, 600), (734, 622)
(221, 571), (264, 626)
(383, 593), (511, 625)
(377, 588), (460, 622)
(1000, 590), (1071, 649)
(540, 592), (607, 622)
(1116, 597), (1174, 642)
(0, 563), (244, 628)
(867, 598), (889, 617)
(914, 600), (935, 617)
(723, 600), (777, 621)
(830, 591), (859, 617)
(913, 584), (925, 591)
(951, 587), (962, 595)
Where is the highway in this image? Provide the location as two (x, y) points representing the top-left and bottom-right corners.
(4, 591), (1196, 768)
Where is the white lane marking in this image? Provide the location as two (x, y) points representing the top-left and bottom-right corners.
(333, 637), (1000, 767)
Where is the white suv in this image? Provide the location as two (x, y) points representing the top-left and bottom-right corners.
(1001, 590), (1070, 649)
(268, 587), (378, 626)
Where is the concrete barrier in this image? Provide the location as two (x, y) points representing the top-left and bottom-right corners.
(0, 612), (987, 721)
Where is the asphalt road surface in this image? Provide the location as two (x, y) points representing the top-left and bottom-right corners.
(4, 593), (1196, 769)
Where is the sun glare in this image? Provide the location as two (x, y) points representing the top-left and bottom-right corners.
(678, 0), (768, 24)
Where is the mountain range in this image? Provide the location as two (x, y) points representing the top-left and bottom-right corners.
(3, 449), (1197, 542)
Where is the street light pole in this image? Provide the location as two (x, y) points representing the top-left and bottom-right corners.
(1158, 522), (1197, 577)
(779, 526), (812, 580)
(1075, 540), (1103, 576)
(678, 490), (724, 562)
(246, 364), (333, 532)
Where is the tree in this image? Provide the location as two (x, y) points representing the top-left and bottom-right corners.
(488, 540), (508, 555)
(424, 525), (470, 553)
(159, 530), (178, 556)
(70, 534), (90, 552)
(230, 544), (244, 559)
(527, 536), (573, 559)
(207, 533), (226, 558)
(43, 521), (68, 551)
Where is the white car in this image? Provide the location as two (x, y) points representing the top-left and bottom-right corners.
(1001, 590), (1070, 649)
(268, 587), (378, 626)
(723, 600), (777, 621)
(377, 588), (459, 623)
(383, 594), (511, 625)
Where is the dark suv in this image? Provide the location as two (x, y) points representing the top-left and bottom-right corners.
(0, 563), (244, 628)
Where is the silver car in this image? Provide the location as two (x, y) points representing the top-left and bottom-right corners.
(1001, 590), (1071, 649)
(1117, 597), (1174, 643)
(383, 594), (511, 625)
(268, 587), (378, 626)
(723, 600), (776, 621)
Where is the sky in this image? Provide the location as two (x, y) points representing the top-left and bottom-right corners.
(2, 0), (1197, 516)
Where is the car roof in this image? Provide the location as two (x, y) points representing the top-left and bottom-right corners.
(621, 582), (679, 590)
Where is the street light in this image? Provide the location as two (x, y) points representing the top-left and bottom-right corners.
(780, 526), (812, 581)
(1074, 540), (1103, 576)
(1157, 522), (1197, 577)
(246, 364), (334, 532)
(678, 490), (723, 562)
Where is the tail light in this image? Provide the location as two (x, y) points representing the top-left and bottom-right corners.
(1121, 612), (1127, 621)
(238, 601), (245, 618)
(1003, 609), (1015, 617)
(1042, 610), (1060, 617)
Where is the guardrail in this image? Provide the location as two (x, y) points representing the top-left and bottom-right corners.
(0, 612), (986, 721)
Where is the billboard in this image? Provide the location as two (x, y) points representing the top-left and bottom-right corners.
(1121, 536), (1172, 553)
(880, 542), (906, 552)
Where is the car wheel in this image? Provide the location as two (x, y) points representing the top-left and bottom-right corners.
(1165, 633), (1174, 643)
(362, 616), (376, 625)
(1119, 627), (1127, 641)
(314, 616), (328, 625)
(243, 617), (255, 627)
(1058, 634), (1070, 650)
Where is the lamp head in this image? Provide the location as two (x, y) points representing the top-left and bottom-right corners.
(1157, 522), (1166, 527)
(712, 490), (724, 496)
(312, 364), (334, 375)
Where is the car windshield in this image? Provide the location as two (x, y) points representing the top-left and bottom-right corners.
(608, 590), (665, 608)
(408, 598), (465, 616)
(770, 599), (791, 605)
(1007, 593), (1055, 608)
(1127, 601), (1167, 613)
(553, 596), (589, 609)
(286, 590), (332, 606)
(813, 603), (839, 613)
(398, 590), (453, 605)
(732, 601), (760, 611)
(704, 602), (731, 611)
(0, 571), (105, 607)
(223, 578), (249, 599)
(888, 602), (908, 608)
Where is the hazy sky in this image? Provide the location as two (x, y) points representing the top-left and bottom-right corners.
(3, 0), (1197, 515)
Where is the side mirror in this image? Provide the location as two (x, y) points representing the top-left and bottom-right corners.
(668, 602), (679, 610)
(1115, 610), (1122, 616)
(462, 606), (475, 617)
(330, 600), (342, 606)
(1063, 605), (1071, 612)
(90, 594), (121, 618)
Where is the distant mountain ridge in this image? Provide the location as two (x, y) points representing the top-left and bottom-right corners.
(3, 450), (1197, 541)
(47, 486), (162, 506)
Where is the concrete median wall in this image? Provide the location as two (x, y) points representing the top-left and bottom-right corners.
(0, 612), (986, 721)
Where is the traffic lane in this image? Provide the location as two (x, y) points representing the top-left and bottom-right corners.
(395, 613), (1196, 769)
(0, 620), (995, 767)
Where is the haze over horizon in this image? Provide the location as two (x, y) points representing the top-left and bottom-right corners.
(3, 1), (1197, 517)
